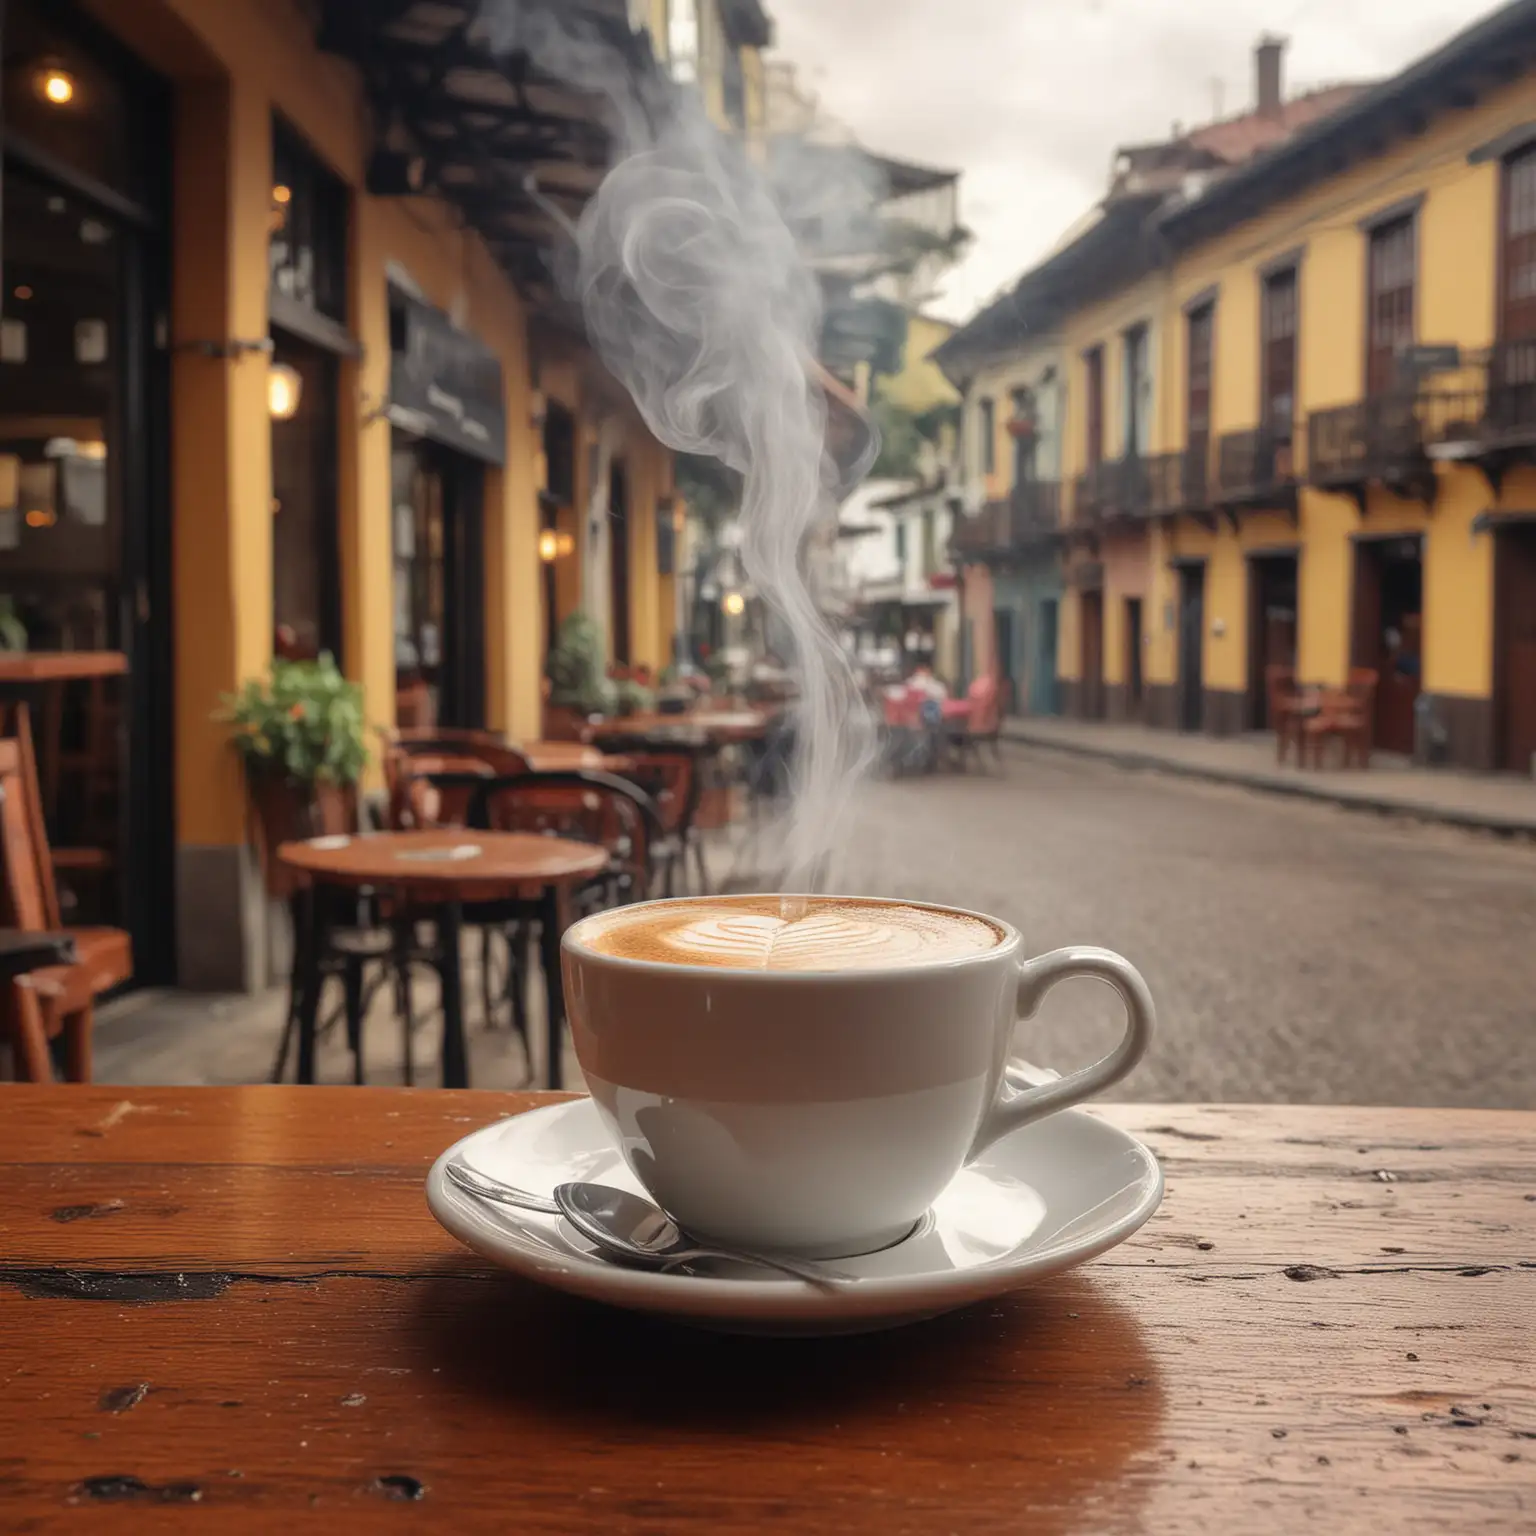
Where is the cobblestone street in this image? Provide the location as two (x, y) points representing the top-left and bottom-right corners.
(817, 745), (1536, 1109)
(98, 744), (1536, 1108)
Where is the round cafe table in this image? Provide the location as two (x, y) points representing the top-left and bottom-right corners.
(278, 830), (607, 1091)
(519, 741), (634, 775)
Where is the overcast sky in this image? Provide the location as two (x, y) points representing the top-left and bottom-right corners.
(764, 0), (1494, 322)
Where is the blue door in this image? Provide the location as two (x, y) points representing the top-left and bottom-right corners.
(1036, 598), (1060, 715)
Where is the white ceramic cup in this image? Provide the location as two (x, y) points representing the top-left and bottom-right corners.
(562, 895), (1154, 1258)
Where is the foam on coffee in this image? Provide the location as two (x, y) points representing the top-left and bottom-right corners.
(578, 897), (1003, 972)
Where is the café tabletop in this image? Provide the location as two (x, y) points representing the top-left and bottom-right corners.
(0, 1087), (1530, 1532)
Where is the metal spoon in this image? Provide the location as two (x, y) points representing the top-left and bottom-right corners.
(553, 1182), (855, 1288)
(444, 1159), (560, 1214)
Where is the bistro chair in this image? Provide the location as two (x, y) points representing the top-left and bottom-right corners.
(587, 739), (709, 895)
(1303, 669), (1379, 769)
(1266, 665), (1304, 765)
(0, 731), (132, 1083)
(946, 675), (1007, 773)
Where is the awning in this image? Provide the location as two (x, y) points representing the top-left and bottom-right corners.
(317, 1), (656, 309)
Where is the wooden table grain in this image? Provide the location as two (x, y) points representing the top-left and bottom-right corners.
(0, 1088), (1530, 1532)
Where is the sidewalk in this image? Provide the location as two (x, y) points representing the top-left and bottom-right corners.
(1003, 716), (1536, 836)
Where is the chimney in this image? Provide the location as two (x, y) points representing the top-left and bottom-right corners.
(1256, 34), (1286, 119)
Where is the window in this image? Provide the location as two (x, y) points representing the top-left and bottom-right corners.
(269, 119), (348, 322)
(978, 396), (995, 476)
(894, 521), (908, 565)
(1261, 267), (1298, 445)
(921, 508), (936, 575)
(1366, 216), (1415, 396)
(1123, 324), (1150, 459)
(1010, 385), (1035, 485)
(1186, 303), (1214, 499)
(1501, 145), (1536, 342)
(667, 0), (700, 83)
(1084, 346), (1105, 469)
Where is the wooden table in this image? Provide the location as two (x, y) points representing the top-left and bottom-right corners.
(587, 708), (770, 745)
(0, 1090), (1528, 1531)
(519, 741), (633, 775)
(278, 832), (607, 1091)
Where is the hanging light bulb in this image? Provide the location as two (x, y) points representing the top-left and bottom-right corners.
(39, 67), (75, 106)
(538, 529), (560, 563)
(722, 591), (746, 617)
(268, 362), (303, 421)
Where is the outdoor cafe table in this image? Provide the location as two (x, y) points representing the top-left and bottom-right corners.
(0, 1088), (1528, 1531)
(278, 832), (606, 1091)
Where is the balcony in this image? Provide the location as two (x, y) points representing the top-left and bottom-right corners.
(1306, 397), (1432, 509)
(1146, 444), (1215, 524)
(949, 483), (1060, 562)
(1215, 424), (1299, 520)
(1419, 340), (1536, 492)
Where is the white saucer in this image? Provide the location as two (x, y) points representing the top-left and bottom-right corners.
(426, 1082), (1163, 1335)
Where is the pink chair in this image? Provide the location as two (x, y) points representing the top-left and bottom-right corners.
(947, 675), (1006, 772)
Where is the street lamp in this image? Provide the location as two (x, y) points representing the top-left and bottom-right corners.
(722, 590), (745, 617)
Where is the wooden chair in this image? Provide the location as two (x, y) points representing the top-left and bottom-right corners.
(0, 735), (132, 1082)
(1303, 669), (1378, 769)
(946, 675), (1005, 773)
(597, 743), (709, 894)
(1266, 665), (1303, 765)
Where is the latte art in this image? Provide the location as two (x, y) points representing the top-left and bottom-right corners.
(579, 897), (1003, 971)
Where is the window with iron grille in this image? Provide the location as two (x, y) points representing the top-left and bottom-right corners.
(1084, 346), (1104, 469)
(269, 118), (348, 322)
(978, 396), (995, 475)
(1501, 146), (1536, 353)
(1186, 304), (1213, 444)
(1366, 216), (1415, 397)
(1261, 267), (1297, 445)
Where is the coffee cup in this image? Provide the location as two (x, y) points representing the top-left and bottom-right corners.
(562, 894), (1153, 1258)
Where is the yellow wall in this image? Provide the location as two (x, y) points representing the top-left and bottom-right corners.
(881, 314), (959, 416)
(101, 0), (670, 851)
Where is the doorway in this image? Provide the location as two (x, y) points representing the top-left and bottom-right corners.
(1352, 536), (1421, 755)
(1124, 596), (1144, 719)
(993, 607), (1015, 712)
(392, 436), (485, 729)
(271, 334), (340, 662)
(1494, 524), (1536, 774)
(608, 460), (631, 665)
(1177, 563), (1205, 732)
(1247, 553), (1298, 728)
(1037, 597), (1059, 714)
(0, 18), (173, 984)
(1079, 587), (1105, 719)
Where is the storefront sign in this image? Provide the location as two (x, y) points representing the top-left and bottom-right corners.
(389, 294), (506, 464)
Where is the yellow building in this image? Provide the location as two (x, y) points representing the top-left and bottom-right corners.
(1053, 0), (1536, 772)
(0, 0), (727, 991)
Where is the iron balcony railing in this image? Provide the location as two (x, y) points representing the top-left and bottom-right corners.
(1146, 441), (1213, 517)
(1306, 397), (1424, 488)
(1008, 477), (1061, 540)
(1215, 423), (1298, 506)
(1416, 339), (1536, 453)
(949, 482), (1061, 559)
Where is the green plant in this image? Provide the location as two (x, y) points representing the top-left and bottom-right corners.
(216, 654), (368, 787)
(0, 597), (26, 652)
(545, 612), (616, 716)
(611, 675), (654, 717)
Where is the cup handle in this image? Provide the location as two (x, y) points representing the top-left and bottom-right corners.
(969, 947), (1155, 1159)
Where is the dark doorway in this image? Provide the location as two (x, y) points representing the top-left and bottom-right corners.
(0, 2), (174, 985)
(1038, 597), (1059, 715)
(1177, 563), (1205, 732)
(608, 460), (630, 665)
(1494, 524), (1536, 774)
(993, 607), (1015, 711)
(1352, 535), (1421, 755)
(1124, 597), (1144, 718)
(1079, 588), (1105, 719)
(270, 334), (340, 662)
(392, 436), (485, 730)
(1247, 554), (1298, 728)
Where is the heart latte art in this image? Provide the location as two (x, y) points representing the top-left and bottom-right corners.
(578, 897), (1003, 971)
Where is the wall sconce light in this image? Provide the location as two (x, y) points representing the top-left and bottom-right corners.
(38, 66), (75, 106)
(722, 590), (746, 617)
(268, 361), (303, 421)
(538, 529), (560, 563)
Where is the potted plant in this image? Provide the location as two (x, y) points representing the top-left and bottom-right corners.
(216, 654), (368, 895)
(543, 612), (616, 739)
(609, 662), (655, 719)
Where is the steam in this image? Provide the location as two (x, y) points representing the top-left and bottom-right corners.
(482, 1), (876, 889)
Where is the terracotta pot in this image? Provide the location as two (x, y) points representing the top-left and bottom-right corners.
(245, 770), (356, 898)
